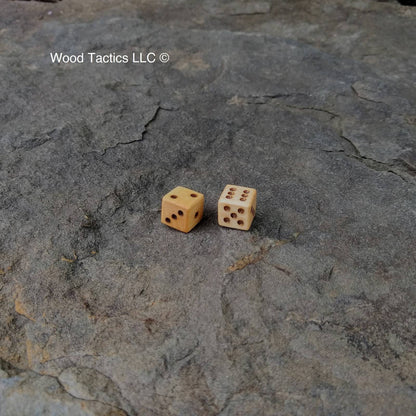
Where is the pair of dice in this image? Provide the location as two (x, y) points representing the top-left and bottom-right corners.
(161, 185), (257, 233)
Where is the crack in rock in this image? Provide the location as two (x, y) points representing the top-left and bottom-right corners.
(348, 154), (415, 183)
(243, 94), (415, 184)
(101, 105), (163, 155)
(55, 376), (129, 416)
(351, 83), (386, 105)
(58, 366), (134, 415)
(0, 358), (130, 415)
(324, 148), (415, 183)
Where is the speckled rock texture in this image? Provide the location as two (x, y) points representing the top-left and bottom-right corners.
(0, 1), (415, 415)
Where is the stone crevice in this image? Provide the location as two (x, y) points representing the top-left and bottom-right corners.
(100, 104), (163, 155)
(351, 84), (386, 105)
(0, 357), (131, 415)
(54, 374), (131, 416)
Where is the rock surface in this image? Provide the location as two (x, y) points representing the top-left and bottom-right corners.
(0, 0), (415, 415)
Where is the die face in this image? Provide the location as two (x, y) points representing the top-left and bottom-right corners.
(219, 185), (256, 206)
(163, 187), (204, 209)
(161, 199), (189, 231)
(218, 185), (257, 230)
(161, 186), (204, 233)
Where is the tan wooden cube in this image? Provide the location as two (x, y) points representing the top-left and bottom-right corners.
(218, 185), (257, 230)
(161, 186), (204, 233)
